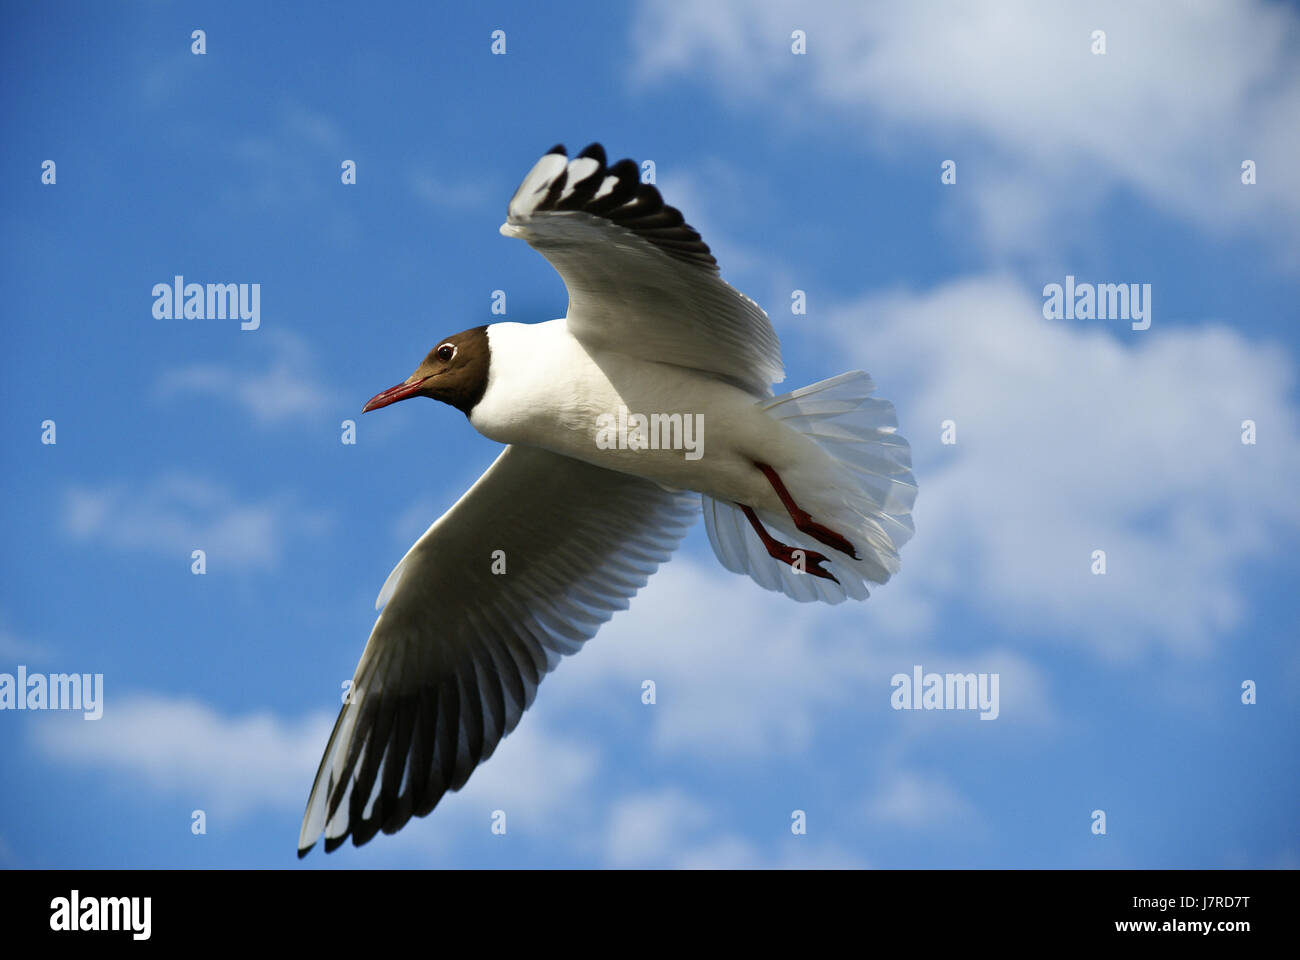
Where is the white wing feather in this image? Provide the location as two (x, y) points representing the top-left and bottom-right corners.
(299, 445), (698, 855)
(501, 144), (784, 397)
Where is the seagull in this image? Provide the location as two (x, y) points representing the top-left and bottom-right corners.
(298, 143), (916, 856)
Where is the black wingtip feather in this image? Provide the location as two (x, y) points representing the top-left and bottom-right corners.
(608, 183), (666, 222)
(520, 146), (716, 268)
(586, 159), (640, 216)
(541, 167), (570, 209)
(352, 813), (382, 847)
(608, 158), (639, 182)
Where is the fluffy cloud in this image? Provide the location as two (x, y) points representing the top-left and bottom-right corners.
(554, 555), (893, 758)
(820, 274), (1300, 656)
(154, 331), (338, 427)
(34, 695), (333, 816)
(547, 547), (1056, 768)
(603, 785), (871, 867)
(633, 0), (1300, 261)
(867, 770), (975, 828)
(63, 474), (328, 569)
(606, 788), (709, 864)
(438, 719), (602, 833)
(32, 688), (602, 862)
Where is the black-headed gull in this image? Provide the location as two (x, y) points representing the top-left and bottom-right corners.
(298, 143), (916, 856)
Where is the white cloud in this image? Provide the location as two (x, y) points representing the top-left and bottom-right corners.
(34, 695), (334, 817)
(549, 550), (1055, 765)
(604, 787), (759, 867)
(605, 788), (708, 865)
(556, 556), (878, 758)
(820, 274), (1300, 656)
(154, 331), (337, 427)
(31, 685), (600, 860)
(444, 719), (601, 830)
(633, 0), (1300, 261)
(424, 550), (1054, 866)
(867, 770), (974, 828)
(63, 474), (328, 569)
(601, 784), (865, 867)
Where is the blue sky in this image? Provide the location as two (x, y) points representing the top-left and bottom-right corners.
(2, 0), (1297, 868)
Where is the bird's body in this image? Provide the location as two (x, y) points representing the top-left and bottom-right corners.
(298, 142), (916, 856)
(471, 318), (823, 516)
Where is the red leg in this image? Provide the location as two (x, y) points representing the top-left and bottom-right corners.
(753, 462), (860, 559)
(740, 505), (839, 584)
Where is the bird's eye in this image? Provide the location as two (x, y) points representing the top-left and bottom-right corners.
(436, 343), (455, 362)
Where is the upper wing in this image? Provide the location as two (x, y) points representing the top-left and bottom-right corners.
(500, 142), (784, 397)
(299, 445), (699, 855)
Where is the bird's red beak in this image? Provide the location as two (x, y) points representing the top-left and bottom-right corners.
(363, 377), (428, 413)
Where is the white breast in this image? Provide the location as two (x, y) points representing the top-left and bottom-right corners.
(470, 320), (615, 448)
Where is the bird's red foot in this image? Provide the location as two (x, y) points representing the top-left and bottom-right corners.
(753, 462), (860, 560)
(790, 510), (858, 560)
(740, 505), (839, 584)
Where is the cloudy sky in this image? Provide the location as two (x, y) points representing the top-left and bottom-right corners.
(2, 0), (1297, 868)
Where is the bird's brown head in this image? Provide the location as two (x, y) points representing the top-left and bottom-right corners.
(363, 326), (491, 416)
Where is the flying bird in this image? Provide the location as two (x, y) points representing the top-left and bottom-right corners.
(298, 143), (916, 856)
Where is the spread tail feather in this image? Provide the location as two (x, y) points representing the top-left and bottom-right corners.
(703, 371), (916, 604)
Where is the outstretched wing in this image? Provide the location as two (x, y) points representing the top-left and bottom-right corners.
(500, 142), (784, 397)
(299, 444), (698, 855)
